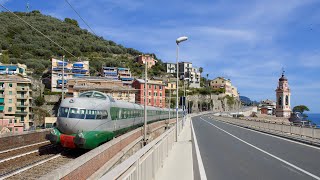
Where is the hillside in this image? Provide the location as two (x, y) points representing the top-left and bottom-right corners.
(0, 10), (165, 77)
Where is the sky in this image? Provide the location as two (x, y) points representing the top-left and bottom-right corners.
(1, 0), (320, 112)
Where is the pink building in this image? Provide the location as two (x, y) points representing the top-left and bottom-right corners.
(136, 55), (158, 68)
(0, 115), (24, 134)
(132, 79), (166, 108)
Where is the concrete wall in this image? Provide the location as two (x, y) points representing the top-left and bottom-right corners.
(188, 94), (241, 113)
(0, 129), (49, 151)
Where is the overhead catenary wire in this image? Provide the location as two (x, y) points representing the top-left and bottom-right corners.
(0, 3), (76, 58)
(64, 0), (112, 53)
(64, 0), (97, 36)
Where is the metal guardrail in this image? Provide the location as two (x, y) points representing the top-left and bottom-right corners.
(212, 116), (320, 145)
(101, 120), (182, 180)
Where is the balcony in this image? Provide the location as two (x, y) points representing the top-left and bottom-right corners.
(17, 87), (29, 91)
(16, 103), (29, 107)
(15, 111), (28, 115)
(17, 96), (28, 99)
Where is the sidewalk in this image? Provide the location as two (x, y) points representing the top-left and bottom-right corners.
(155, 117), (193, 180)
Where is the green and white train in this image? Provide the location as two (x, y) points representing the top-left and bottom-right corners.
(46, 91), (182, 149)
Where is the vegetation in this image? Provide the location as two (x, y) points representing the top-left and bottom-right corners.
(0, 11), (165, 77)
(293, 105), (310, 113)
(224, 95), (235, 107)
(34, 96), (45, 106)
(33, 107), (50, 127)
(293, 105), (310, 118)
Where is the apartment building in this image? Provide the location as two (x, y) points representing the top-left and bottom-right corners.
(67, 77), (136, 103)
(164, 63), (177, 74)
(102, 67), (118, 80)
(136, 55), (158, 68)
(132, 79), (166, 108)
(210, 77), (239, 97)
(51, 58), (89, 92)
(118, 67), (134, 86)
(0, 74), (33, 131)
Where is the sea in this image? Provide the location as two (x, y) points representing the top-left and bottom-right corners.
(307, 113), (320, 127)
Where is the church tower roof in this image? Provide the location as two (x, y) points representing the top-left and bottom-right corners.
(279, 70), (287, 81)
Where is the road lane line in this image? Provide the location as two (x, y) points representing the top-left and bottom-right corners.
(200, 117), (320, 180)
(191, 118), (207, 180)
(211, 116), (320, 151)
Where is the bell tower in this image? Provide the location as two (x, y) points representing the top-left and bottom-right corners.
(275, 70), (291, 117)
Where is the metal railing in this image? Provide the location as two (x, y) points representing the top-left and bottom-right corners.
(212, 116), (320, 145)
(101, 120), (182, 180)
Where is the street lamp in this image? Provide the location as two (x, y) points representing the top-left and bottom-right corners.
(176, 36), (188, 142)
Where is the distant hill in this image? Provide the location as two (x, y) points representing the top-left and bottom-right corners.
(0, 10), (165, 77)
(240, 96), (259, 106)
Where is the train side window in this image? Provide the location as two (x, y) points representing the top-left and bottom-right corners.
(102, 111), (108, 119)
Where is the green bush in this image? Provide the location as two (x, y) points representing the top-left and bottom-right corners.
(35, 96), (45, 106)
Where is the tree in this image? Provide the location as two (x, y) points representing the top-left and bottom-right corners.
(35, 96), (45, 106)
(199, 67), (203, 74)
(64, 18), (79, 27)
(293, 105), (310, 114)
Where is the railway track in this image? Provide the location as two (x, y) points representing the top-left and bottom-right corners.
(0, 142), (88, 180)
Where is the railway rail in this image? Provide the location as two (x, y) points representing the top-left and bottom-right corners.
(0, 142), (87, 180)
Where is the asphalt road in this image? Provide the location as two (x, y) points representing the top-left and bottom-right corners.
(192, 115), (320, 180)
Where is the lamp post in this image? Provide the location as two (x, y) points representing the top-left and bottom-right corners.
(176, 36), (188, 142)
(143, 57), (148, 145)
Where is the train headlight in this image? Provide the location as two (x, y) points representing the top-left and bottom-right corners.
(78, 132), (84, 138)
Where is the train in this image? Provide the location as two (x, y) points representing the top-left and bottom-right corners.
(46, 91), (182, 149)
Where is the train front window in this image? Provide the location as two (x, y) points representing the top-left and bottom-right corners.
(79, 91), (93, 98)
(86, 110), (97, 119)
(68, 108), (86, 119)
(58, 107), (69, 117)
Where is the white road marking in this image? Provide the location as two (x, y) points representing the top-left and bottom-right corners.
(212, 117), (320, 151)
(191, 119), (207, 180)
(200, 117), (320, 180)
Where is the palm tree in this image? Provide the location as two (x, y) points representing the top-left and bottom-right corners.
(206, 73), (209, 87)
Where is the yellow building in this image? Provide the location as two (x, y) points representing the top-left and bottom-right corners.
(210, 77), (239, 97)
(0, 74), (33, 130)
(67, 77), (136, 103)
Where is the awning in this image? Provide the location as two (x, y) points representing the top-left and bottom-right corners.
(0, 98), (4, 104)
(8, 66), (17, 71)
(0, 106), (4, 111)
(73, 63), (84, 67)
(57, 80), (67, 84)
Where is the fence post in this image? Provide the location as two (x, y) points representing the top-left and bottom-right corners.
(300, 125), (302, 137)
(290, 124), (292, 135)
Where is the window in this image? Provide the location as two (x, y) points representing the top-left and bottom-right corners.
(149, 92), (151, 96)
(160, 93), (162, 97)
(93, 92), (106, 100)
(58, 107), (69, 117)
(9, 83), (12, 88)
(154, 85), (157, 89)
(9, 99), (12, 103)
(8, 107), (12, 112)
(160, 100), (162, 103)
(159, 86), (162, 90)
(21, 116), (24, 122)
(15, 128), (18, 132)
(69, 108), (86, 119)
(149, 85), (151, 89)
(285, 95), (289, 105)
(85, 110), (97, 119)
(148, 99), (151, 103)
(9, 91), (12, 95)
(9, 119), (12, 123)
(278, 96), (282, 106)
(14, 119), (17, 123)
